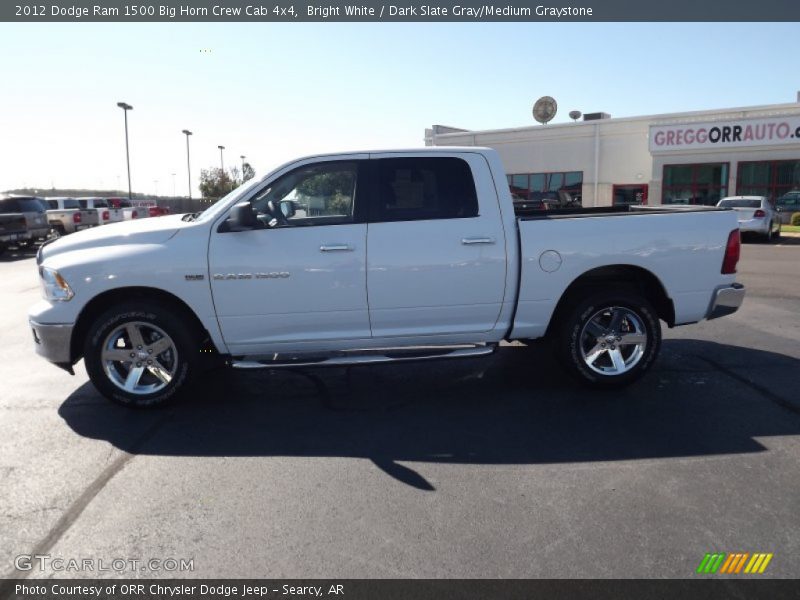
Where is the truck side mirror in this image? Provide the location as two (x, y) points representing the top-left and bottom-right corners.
(279, 200), (296, 219)
(227, 202), (261, 231)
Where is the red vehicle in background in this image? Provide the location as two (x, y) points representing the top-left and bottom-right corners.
(106, 197), (139, 220)
(147, 205), (171, 217)
(131, 200), (171, 217)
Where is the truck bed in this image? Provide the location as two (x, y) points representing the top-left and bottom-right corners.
(515, 204), (728, 220)
(510, 205), (739, 341)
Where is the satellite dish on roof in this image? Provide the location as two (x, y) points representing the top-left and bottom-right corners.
(533, 96), (558, 124)
(569, 110), (582, 122)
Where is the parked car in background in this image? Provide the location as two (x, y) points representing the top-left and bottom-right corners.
(45, 198), (99, 237)
(775, 191), (800, 224)
(148, 205), (171, 217)
(107, 197), (141, 221)
(0, 196), (50, 247)
(76, 197), (124, 224)
(133, 200), (171, 217)
(0, 210), (27, 256)
(716, 196), (781, 242)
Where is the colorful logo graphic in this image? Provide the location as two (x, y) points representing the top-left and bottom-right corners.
(697, 552), (773, 574)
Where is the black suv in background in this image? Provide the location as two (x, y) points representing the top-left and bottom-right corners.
(0, 196), (50, 250)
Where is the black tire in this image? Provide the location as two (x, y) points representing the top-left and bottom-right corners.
(83, 301), (200, 408)
(553, 289), (662, 388)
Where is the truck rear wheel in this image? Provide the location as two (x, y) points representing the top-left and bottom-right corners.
(554, 289), (661, 388)
(83, 301), (199, 408)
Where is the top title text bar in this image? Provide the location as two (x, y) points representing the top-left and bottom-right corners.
(4, 0), (800, 22)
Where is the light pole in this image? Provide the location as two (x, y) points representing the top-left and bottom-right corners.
(182, 130), (192, 199)
(116, 102), (133, 199)
(218, 145), (225, 171)
(240, 155), (246, 174)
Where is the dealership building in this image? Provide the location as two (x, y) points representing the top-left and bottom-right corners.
(424, 100), (800, 207)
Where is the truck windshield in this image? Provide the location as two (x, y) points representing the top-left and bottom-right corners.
(194, 177), (263, 223)
(718, 199), (761, 208)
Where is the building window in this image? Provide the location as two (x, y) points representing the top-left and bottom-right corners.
(613, 184), (648, 206)
(737, 160), (800, 202)
(506, 171), (583, 207)
(662, 163), (728, 205)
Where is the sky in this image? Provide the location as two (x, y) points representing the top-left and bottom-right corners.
(1, 22), (798, 196)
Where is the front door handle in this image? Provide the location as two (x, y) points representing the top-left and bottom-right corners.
(320, 245), (353, 252)
(461, 237), (496, 245)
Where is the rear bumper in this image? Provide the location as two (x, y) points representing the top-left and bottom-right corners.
(30, 319), (74, 366)
(25, 227), (51, 239)
(0, 231), (27, 243)
(737, 219), (769, 234)
(706, 283), (745, 320)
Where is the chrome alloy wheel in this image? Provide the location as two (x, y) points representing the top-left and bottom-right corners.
(101, 321), (178, 395)
(579, 306), (647, 376)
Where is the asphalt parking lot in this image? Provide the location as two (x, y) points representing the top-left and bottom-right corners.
(0, 238), (798, 580)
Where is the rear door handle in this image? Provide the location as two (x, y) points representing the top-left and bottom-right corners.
(461, 237), (495, 245)
(320, 245), (353, 252)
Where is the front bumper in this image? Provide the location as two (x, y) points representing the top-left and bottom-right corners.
(30, 319), (74, 368)
(706, 283), (745, 320)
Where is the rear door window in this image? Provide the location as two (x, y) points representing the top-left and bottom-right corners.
(12, 198), (46, 212)
(371, 157), (478, 222)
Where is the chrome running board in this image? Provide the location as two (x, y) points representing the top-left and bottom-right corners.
(231, 344), (496, 370)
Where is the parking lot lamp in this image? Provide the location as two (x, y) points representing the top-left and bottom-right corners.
(182, 130), (193, 199)
(116, 102), (133, 199)
(218, 145), (225, 171)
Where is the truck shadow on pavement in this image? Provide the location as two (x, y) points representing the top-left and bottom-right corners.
(58, 339), (800, 490)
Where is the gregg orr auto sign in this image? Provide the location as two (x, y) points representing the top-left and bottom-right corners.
(649, 115), (800, 153)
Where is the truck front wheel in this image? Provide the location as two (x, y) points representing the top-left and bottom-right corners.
(83, 301), (199, 407)
(554, 290), (661, 388)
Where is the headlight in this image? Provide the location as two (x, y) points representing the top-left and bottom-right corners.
(39, 266), (74, 301)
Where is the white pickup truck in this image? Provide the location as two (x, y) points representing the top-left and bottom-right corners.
(29, 148), (745, 407)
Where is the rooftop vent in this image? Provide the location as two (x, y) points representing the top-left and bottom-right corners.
(583, 112), (611, 121)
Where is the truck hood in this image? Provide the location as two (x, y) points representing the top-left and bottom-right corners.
(38, 214), (187, 262)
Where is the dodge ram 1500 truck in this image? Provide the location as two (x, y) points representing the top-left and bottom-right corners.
(29, 148), (745, 407)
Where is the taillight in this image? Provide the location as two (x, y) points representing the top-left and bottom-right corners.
(721, 229), (740, 274)
(102, 210), (109, 221)
(72, 213), (81, 223)
(753, 209), (766, 218)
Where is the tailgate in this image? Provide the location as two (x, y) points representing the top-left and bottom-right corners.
(81, 210), (99, 225)
(0, 214), (27, 236)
